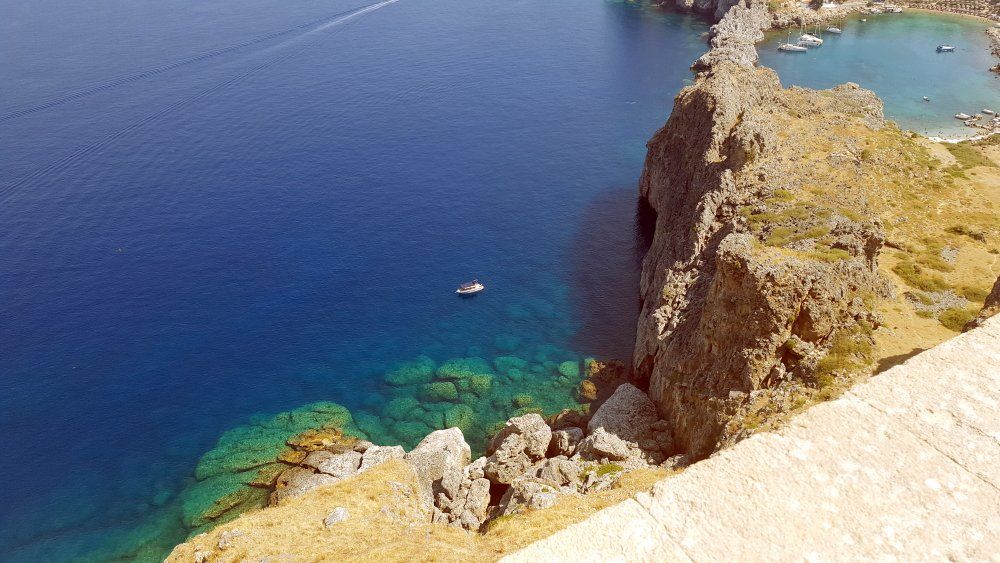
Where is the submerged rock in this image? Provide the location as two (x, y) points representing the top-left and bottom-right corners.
(418, 381), (459, 403)
(557, 360), (580, 379)
(383, 397), (420, 421)
(384, 356), (436, 386)
(493, 355), (528, 375)
(435, 357), (493, 381)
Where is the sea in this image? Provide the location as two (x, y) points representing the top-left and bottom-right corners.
(1, 0), (996, 559)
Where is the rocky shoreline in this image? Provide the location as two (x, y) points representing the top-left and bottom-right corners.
(168, 382), (686, 560)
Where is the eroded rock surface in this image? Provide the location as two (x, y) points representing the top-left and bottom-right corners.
(965, 275), (1000, 331)
(635, 41), (890, 459)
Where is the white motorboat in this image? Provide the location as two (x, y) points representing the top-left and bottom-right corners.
(779, 42), (808, 52)
(456, 279), (485, 295)
(937, 45), (955, 52)
(826, 26), (843, 34)
(955, 113), (972, 120)
(983, 109), (996, 115)
(884, 5), (903, 13)
(799, 33), (824, 46)
(922, 96), (930, 102)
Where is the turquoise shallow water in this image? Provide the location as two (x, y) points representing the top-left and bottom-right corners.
(759, 12), (1000, 137)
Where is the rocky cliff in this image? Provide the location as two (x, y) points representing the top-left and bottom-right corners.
(633, 22), (898, 458)
(965, 275), (1000, 330)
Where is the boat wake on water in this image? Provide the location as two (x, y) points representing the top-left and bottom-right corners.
(0, 0), (403, 204)
(0, 0), (397, 124)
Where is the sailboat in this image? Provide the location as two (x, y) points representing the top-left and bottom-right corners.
(779, 31), (808, 51)
(799, 24), (824, 46)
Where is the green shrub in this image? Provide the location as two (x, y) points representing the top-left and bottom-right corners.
(938, 308), (976, 332)
(892, 259), (948, 292)
(958, 284), (989, 303)
(945, 142), (997, 169)
(945, 225), (986, 243)
(595, 463), (624, 477)
(814, 324), (875, 382)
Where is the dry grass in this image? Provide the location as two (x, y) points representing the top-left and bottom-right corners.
(166, 461), (671, 563)
(741, 92), (999, 360)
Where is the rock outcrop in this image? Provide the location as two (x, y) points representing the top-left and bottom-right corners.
(634, 31), (891, 459)
(964, 275), (1000, 331)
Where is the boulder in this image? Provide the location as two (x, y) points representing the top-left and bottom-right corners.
(404, 428), (472, 507)
(576, 380), (597, 403)
(534, 457), (582, 488)
(548, 427), (584, 457)
(487, 413), (552, 459)
(575, 427), (632, 462)
(484, 414), (552, 484)
(323, 507), (350, 528)
(301, 450), (362, 478)
(352, 440), (375, 453)
(586, 383), (659, 443)
(497, 477), (561, 517)
(485, 433), (534, 484)
(270, 467), (340, 504)
(359, 445), (405, 472)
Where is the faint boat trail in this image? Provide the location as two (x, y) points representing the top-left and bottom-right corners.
(0, 0), (401, 205)
(0, 0), (393, 123)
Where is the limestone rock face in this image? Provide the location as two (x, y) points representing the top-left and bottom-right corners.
(587, 384), (659, 444)
(301, 450), (362, 478)
(433, 456), (493, 531)
(635, 51), (888, 460)
(359, 445), (405, 472)
(485, 414), (553, 484)
(404, 428), (472, 507)
(964, 275), (1000, 331)
(270, 467), (340, 504)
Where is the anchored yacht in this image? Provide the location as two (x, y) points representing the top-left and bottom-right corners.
(456, 279), (485, 295)
(799, 33), (824, 46)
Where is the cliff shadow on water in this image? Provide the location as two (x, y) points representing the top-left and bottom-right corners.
(567, 185), (657, 375)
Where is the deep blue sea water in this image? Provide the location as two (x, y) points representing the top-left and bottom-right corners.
(1, 0), (996, 559)
(759, 12), (1000, 137)
(0, 0), (708, 559)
